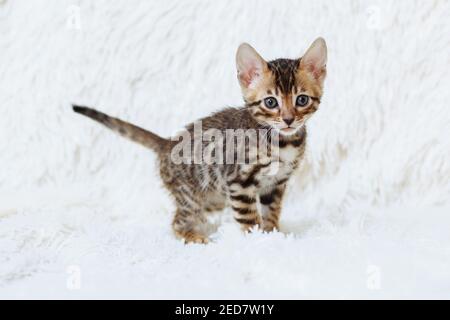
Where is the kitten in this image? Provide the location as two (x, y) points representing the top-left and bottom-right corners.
(73, 38), (327, 243)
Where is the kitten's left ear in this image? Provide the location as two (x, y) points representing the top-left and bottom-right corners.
(300, 37), (327, 81)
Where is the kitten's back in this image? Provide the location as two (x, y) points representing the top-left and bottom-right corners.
(184, 107), (262, 133)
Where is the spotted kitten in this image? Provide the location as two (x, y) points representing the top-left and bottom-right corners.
(73, 38), (327, 243)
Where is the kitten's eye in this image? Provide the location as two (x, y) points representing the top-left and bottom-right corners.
(264, 97), (278, 109)
(296, 94), (310, 107)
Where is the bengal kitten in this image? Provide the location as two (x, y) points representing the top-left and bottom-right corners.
(73, 38), (327, 243)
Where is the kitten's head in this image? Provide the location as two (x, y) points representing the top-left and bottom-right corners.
(236, 38), (327, 136)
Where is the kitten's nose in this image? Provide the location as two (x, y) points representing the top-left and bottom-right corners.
(283, 117), (294, 126)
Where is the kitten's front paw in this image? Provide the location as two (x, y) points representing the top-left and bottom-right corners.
(262, 223), (279, 233)
(240, 218), (262, 233)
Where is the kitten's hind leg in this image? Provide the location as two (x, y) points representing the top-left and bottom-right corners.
(168, 184), (210, 244)
(172, 208), (209, 244)
(203, 193), (226, 213)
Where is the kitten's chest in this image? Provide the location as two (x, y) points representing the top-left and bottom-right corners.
(256, 144), (303, 188)
(277, 144), (303, 163)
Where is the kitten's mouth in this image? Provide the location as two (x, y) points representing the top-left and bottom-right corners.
(276, 122), (305, 135)
(279, 127), (298, 135)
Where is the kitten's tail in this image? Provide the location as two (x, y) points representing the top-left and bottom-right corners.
(72, 105), (170, 153)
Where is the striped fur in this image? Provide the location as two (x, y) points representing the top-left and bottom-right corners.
(72, 106), (169, 153)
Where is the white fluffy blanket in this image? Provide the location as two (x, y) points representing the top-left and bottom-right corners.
(0, 0), (449, 298)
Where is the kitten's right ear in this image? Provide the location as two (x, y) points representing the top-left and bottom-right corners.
(236, 43), (267, 88)
(299, 37), (327, 81)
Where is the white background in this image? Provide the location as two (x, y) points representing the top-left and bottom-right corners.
(0, 0), (449, 298)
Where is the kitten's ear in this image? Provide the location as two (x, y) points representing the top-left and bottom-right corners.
(300, 37), (327, 81)
(236, 43), (267, 88)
